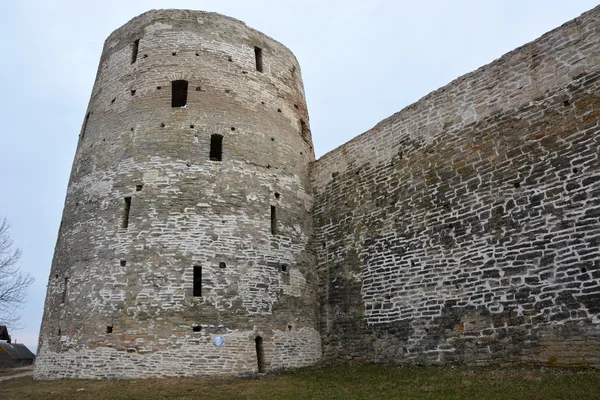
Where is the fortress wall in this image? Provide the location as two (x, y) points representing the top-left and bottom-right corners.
(313, 7), (600, 366)
(35, 10), (320, 379)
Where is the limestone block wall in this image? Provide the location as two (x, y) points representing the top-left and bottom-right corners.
(35, 9), (320, 379)
(313, 6), (600, 367)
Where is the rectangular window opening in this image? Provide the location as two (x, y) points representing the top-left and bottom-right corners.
(254, 46), (263, 73)
(81, 112), (90, 139)
(210, 134), (223, 161)
(61, 277), (68, 304)
(271, 206), (277, 235)
(193, 266), (202, 297)
(171, 80), (188, 107)
(122, 197), (132, 229)
(131, 39), (140, 64)
(106, 325), (113, 334)
(300, 119), (310, 140)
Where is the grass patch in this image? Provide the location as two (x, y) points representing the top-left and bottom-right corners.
(0, 366), (33, 377)
(2, 364), (600, 399)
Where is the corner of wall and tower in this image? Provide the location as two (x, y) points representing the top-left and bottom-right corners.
(35, 6), (600, 379)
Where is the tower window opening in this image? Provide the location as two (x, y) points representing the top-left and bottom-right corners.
(122, 197), (132, 229)
(61, 277), (68, 304)
(120, 259), (126, 267)
(219, 262), (226, 269)
(131, 39), (140, 64)
(254, 46), (263, 72)
(106, 325), (113, 334)
(210, 134), (223, 161)
(80, 112), (90, 139)
(300, 119), (309, 139)
(271, 206), (277, 235)
(172, 80), (188, 107)
(255, 336), (265, 372)
(57, 328), (61, 337)
(192, 325), (201, 332)
(193, 266), (202, 297)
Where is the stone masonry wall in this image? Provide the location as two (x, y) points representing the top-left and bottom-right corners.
(35, 10), (320, 379)
(312, 6), (600, 367)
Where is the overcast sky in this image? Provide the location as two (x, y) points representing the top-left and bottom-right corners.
(0, 0), (597, 351)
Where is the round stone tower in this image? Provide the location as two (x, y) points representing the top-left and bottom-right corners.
(35, 9), (319, 379)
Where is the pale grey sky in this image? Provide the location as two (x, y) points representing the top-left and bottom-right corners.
(0, 0), (597, 351)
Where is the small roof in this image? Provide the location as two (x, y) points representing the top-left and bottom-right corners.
(0, 325), (9, 341)
(0, 343), (35, 360)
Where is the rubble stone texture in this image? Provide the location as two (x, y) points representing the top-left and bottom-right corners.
(37, 6), (600, 379)
(313, 6), (600, 367)
(35, 9), (320, 379)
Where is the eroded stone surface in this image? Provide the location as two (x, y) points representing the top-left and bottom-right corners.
(313, 6), (600, 367)
(35, 9), (320, 380)
(37, 5), (600, 379)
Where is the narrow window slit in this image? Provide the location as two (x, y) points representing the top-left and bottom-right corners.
(120, 260), (126, 267)
(300, 119), (309, 139)
(131, 39), (140, 64)
(192, 326), (201, 332)
(106, 325), (113, 334)
(254, 46), (263, 72)
(61, 277), (68, 304)
(210, 134), (223, 161)
(193, 266), (202, 296)
(122, 197), (131, 229)
(255, 336), (265, 372)
(81, 112), (90, 139)
(271, 206), (277, 235)
(219, 262), (226, 269)
(171, 80), (188, 107)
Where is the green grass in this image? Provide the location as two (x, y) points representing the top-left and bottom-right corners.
(2, 364), (600, 399)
